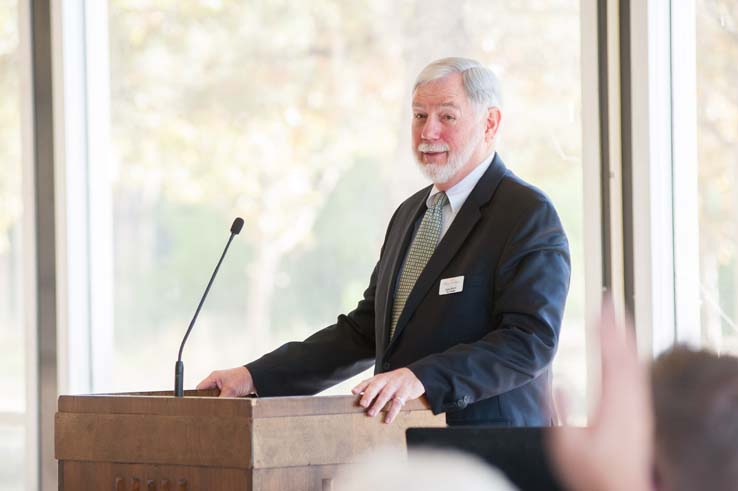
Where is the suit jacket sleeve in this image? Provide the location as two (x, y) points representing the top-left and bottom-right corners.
(407, 196), (570, 414)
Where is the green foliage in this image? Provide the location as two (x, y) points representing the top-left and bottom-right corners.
(273, 157), (387, 330)
(113, 200), (251, 341)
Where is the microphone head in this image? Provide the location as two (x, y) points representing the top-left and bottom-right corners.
(230, 217), (245, 235)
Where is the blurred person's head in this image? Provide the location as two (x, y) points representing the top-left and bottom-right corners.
(652, 346), (738, 491)
(411, 57), (503, 190)
(337, 447), (517, 491)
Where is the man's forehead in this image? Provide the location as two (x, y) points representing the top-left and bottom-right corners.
(412, 78), (468, 108)
(412, 99), (462, 109)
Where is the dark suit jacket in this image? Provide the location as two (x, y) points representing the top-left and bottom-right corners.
(247, 154), (571, 426)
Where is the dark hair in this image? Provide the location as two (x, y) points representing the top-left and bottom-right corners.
(652, 346), (738, 491)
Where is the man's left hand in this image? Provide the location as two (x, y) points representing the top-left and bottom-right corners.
(351, 368), (425, 424)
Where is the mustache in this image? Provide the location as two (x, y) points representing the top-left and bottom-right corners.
(417, 142), (450, 153)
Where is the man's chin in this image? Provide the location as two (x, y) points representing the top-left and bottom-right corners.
(416, 161), (458, 185)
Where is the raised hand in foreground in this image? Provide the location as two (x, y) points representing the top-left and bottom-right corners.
(548, 299), (653, 491)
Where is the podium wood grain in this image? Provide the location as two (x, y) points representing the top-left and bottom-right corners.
(55, 390), (445, 490)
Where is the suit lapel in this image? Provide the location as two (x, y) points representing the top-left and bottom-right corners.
(379, 191), (428, 350)
(384, 154), (509, 354)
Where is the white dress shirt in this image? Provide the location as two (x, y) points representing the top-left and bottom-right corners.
(427, 151), (496, 240)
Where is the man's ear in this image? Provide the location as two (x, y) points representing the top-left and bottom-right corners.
(485, 107), (502, 142)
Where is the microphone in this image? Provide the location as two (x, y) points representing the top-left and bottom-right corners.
(174, 217), (244, 397)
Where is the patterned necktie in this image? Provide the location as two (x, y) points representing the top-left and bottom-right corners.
(389, 191), (448, 340)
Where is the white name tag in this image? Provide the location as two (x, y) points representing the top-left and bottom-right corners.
(439, 276), (464, 295)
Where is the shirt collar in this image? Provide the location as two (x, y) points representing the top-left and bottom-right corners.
(426, 151), (496, 213)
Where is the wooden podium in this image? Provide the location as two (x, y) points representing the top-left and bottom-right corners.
(55, 390), (445, 490)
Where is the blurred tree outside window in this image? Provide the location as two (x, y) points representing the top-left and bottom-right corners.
(101, 0), (585, 420)
(0, 0), (26, 489)
(695, 0), (738, 353)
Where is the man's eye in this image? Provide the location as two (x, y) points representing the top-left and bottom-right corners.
(443, 114), (456, 121)
(414, 113), (427, 120)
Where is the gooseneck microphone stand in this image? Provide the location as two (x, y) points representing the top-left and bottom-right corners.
(174, 217), (244, 397)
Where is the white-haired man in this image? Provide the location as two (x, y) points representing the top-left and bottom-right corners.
(199, 57), (570, 427)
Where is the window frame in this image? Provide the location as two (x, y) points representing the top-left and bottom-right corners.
(43, 1), (609, 486)
(628, 0), (701, 357)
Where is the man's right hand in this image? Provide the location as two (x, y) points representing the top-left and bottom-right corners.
(196, 366), (255, 397)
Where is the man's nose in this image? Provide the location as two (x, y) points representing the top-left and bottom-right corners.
(420, 116), (441, 140)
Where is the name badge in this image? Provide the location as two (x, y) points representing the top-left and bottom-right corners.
(439, 276), (464, 295)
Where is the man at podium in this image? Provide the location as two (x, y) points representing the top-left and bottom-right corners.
(198, 57), (570, 427)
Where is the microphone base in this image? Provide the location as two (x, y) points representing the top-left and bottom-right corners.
(174, 360), (184, 397)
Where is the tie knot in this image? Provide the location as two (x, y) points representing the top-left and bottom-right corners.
(430, 192), (448, 210)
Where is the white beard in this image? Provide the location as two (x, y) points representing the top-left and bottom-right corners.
(415, 128), (485, 185)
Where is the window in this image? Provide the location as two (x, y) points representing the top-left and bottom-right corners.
(67, 0), (587, 420)
(694, 0), (738, 352)
(0, 1), (26, 489)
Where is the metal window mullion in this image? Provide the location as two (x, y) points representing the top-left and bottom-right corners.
(29, 0), (59, 489)
(84, 0), (115, 391)
(605, 0), (627, 323)
(54, 0), (92, 397)
(620, 0), (634, 320)
(594, 0), (627, 322)
(581, 0), (606, 415)
(54, 0), (114, 397)
(670, 0), (700, 346)
(629, 0), (677, 357)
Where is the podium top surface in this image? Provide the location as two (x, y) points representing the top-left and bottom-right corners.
(57, 390), (433, 419)
(56, 391), (445, 472)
